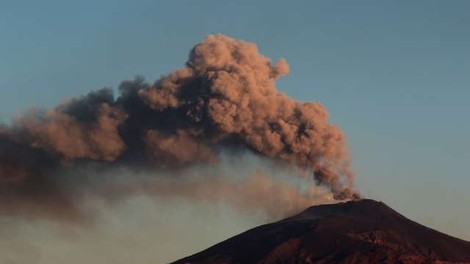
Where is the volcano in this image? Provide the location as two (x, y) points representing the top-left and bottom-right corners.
(172, 199), (470, 264)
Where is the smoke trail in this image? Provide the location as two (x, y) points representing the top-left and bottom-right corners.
(0, 34), (359, 220)
(0, 152), (337, 263)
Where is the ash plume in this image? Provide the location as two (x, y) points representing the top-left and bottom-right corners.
(0, 34), (360, 219)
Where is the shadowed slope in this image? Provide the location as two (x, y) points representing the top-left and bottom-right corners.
(173, 199), (470, 264)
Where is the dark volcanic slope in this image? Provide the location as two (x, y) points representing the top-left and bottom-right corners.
(173, 199), (470, 264)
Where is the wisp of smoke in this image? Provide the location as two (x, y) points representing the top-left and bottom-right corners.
(0, 34), (360, 221)
(0, 153), (336, 263)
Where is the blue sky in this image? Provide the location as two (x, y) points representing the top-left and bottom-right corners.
(1, 0), (469, 239)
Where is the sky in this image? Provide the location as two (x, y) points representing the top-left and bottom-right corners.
(1, 0), (469, 255)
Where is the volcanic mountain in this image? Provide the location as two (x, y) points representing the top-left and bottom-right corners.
(172, 199), (470, 264)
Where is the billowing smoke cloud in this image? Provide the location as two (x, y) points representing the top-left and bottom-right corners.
(0, 34), (359, 221)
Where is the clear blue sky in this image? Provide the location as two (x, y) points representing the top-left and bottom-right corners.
(1, 0), (469, 239)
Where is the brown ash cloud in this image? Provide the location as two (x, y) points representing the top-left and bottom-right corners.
(0, 34), (360, 220)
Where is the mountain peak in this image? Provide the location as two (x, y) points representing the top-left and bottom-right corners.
(173, 199), (470, 264)
(291, 199), (402, 222)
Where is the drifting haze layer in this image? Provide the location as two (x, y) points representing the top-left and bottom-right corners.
(0, 153), (335, 263)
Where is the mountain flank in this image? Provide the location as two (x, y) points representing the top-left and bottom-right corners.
(173, 199), (470, 264)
